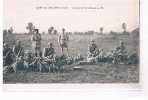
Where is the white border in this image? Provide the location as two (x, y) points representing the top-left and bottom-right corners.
(1, 0), (148, 99)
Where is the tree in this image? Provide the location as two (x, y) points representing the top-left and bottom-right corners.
(26, 22), (35, 34)
(100, 27), (103, 34)
(122, 23), (127, 33)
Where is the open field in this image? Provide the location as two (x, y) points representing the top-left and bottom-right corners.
(4, 64), (139, 83)
(3, 33), (139, 83)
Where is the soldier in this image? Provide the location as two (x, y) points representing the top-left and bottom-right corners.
(13, 40), (24, 59)
(58, 28), (69, 56)
(3, 43), (13, 66)
(12, 40), (27, 72)
(23, 50), (34, 70)
(31, 29), (42, 57)
(87, 40), (99, 63)
(43, 42), (55, 59)
(24, 50), (33, 64)
(116, 41), (126, 54)
(88, 40), (99, 57)
(43, 42), (56, 72)
(113, 41), (128, 64)
(12, 56), (27, 72)
(98, 49), (106, 62)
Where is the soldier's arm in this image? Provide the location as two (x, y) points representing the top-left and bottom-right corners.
(58, 35), (61, 44)
(31, 35), (35, 41)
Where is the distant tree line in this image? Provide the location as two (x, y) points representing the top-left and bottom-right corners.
(3, 22), (139, 36)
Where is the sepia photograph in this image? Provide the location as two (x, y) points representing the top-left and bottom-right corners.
(3, 0), (139, 83)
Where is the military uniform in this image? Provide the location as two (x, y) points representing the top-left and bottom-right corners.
(59, 28), (69, 56)
(14, 56), (26, 71)
(87, 40), (99, 63)
(42, 43), (56, 72)
(116, 45), (126, 55)
(59, 33), (69, 48)
(31, 31), (42, 57)
(43, 47), (55, 59)
(98, 49), (106, 62)
(24, 51), (32, 63)
(113, 41), (128, 64)
(13, 45), (24, 57)
(87, 41), (98, 57)
(3, 45), (13, 66)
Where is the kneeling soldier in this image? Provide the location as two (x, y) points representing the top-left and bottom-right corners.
(87, 40), (99, 63)
(43, 42), (56, 72)
(113, 41), (128, 64)
(3, 43), (13, 66)
(12, 40), (27, 72)
(24, 50), (34, 71)
(13, 40), (24, 60)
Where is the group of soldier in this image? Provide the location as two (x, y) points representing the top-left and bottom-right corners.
(3, 28), (138, 73)
(87, 40), (128, 64)
(3, 28), (70, 73)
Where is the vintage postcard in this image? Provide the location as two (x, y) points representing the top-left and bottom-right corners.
(3, 0), (139, 84)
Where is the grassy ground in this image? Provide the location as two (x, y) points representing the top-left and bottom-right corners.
(3, 33), (139, 83)
(3, 64), (139, 83)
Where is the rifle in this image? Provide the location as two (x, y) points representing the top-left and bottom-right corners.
(14, 47), (23, 62)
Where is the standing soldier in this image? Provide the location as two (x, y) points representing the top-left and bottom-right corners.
(31, 29), (42, 57)
(58, 28), (69, 56)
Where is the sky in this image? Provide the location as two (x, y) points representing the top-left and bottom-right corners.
(3, 0), (139, 33)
